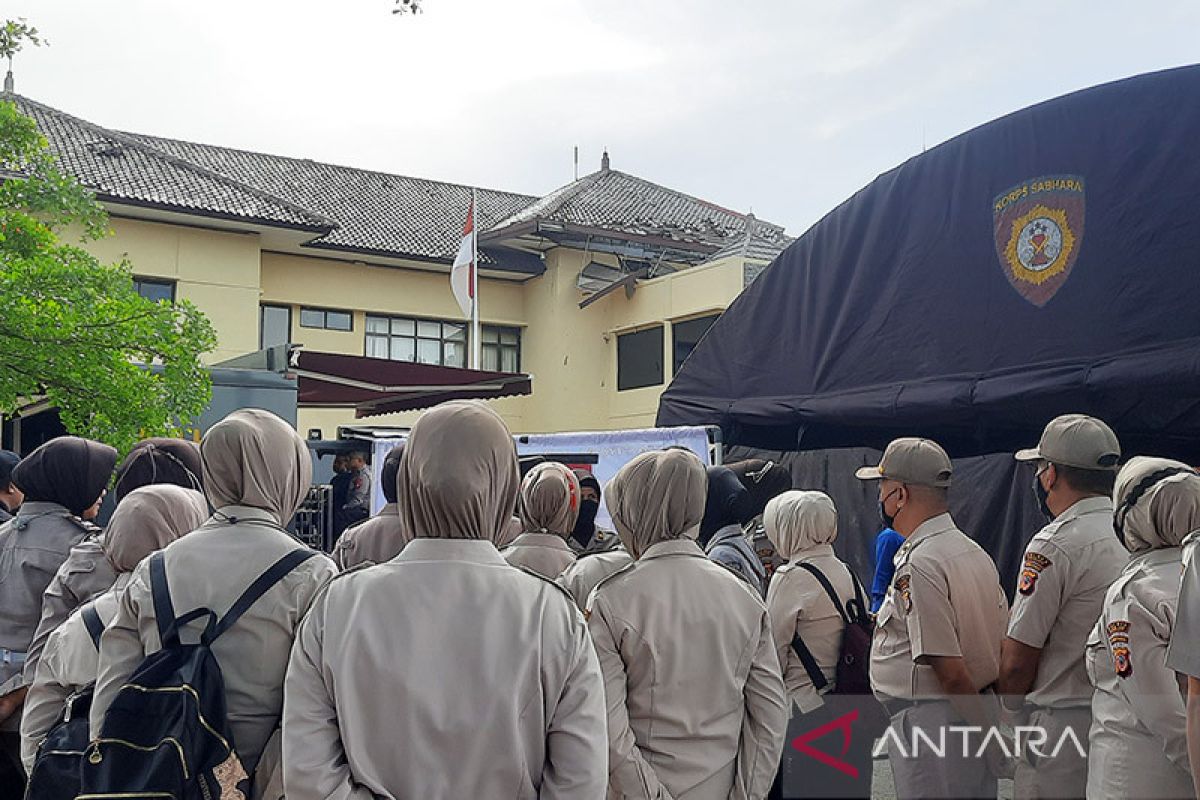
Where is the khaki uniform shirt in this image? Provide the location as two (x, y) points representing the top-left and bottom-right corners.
(23, 534), (117, 687)
(765, 545), (856, 714)
(871, 514), (1008, 701)
(587, 538), (787, 800)
(1007, 497), (1125, 708)
(1165, 533), (1200, 679)
(282, 538), (608, 799)
(90, 506), (337, 772)
(569, 526), (622, 557)
(502, 532), (577, 580)
(331, 503), (406, 570)
(20, 575), (127, 772)
(1085, 547), (1191, 798)
(0, 503), (94, 707)
(558, 548), (634, 611)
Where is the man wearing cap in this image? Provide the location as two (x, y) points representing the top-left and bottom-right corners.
(857, 437), (1009, 799)
(1000, 415), (1125, 799)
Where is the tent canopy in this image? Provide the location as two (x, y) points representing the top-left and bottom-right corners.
(659, 65), (1200, 461)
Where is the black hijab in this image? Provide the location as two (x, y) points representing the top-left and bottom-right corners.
(571, 469), (603, 547)
(382, 442), (406, 505)
(699, 465), (754, 546)
(113, 438), (204, 504)
(13, 436), (118, 516)
(728, 459), (793, 517)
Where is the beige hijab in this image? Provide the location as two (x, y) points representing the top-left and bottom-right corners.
(518, 462), (581, 540)
(104, 485), (209, 573)
(397, 401), (519, 541)
(200, 408), (313, 524)
(763, 490), (838, 561)
(1115, 456), (1200, 553)
(607, 449), (707, 559)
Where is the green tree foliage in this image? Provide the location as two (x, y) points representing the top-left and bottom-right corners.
(0, 99), (216, 451)
(0, 18), (45, 72)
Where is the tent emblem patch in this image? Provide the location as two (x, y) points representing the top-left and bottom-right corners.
(992, 175), (1085, 307)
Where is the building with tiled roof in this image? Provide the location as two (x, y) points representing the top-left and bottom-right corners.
(3, 91), (791, 434)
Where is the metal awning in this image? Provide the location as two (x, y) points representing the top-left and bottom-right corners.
(291, 350), (532, 418)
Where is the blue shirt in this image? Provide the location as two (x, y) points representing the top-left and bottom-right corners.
(870, 527), (904, 612)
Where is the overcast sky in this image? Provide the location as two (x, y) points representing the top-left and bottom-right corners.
(6, 1), (1199, 233)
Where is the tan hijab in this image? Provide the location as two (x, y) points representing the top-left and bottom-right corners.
(397, 401), (519, 541)
(200, 408), (313, 525)
(104, 485), (209, 573)
(763, 490), (838, 561)
(607, 449), (707, 559)
(1115, 456), (1200, 553)
(518, 462), (581, 540)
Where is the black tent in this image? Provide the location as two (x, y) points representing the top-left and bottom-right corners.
(659, 65), (1200, 590)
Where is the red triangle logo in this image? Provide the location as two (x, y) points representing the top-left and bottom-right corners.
(790, 709), (859, 778)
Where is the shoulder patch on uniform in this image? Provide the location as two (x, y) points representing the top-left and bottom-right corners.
(1107, 620), (1133, 678)
(1018, 552), (1053, 596)
(894, 574), (912, 612)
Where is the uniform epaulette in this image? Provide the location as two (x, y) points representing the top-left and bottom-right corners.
(590, 557), (638, 596)
(512, 564), (579, 604)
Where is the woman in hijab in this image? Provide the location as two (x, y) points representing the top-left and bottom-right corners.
(89, 409), (337, 785)
(283, 400), (606, 799)
(0, 436), (116, 784)
(24, 437), (204, 718)
(112, 437), (203, 504)
(502, 462), (581, 579)
(728, 459), (793, 587)
(700, 465), (765, 596)
(764, 490), (870, 799)
(587, 449), (787, 800)
(20, 485), (207, 772)
(1085, 457), (1199, 799)
(332, 443), (408, 570)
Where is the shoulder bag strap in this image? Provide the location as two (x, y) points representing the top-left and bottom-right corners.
(796, 561), (852, 626)
(206, 550), (320, 644)
(149, 551), (182, 648)
(81, 605), (105, 649)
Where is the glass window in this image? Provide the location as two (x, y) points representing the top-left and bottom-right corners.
(672, 314), (720, 374)
(260, 305), (291, 349)
(133, 277), (175, 304)
(366, 313), (491, 368)
(391, 318), (415, 336)
(365, 335), (389, 359)
(300, 307), (354, 331)
(418, 320), (442, 338)
(417, 338), (441, 364)
(617, 326), (664, 391)
(481, 325), (521, 373)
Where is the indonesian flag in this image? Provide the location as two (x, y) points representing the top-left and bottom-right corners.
(450, 198), (475, 317)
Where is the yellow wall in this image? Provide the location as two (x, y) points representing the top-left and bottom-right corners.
(85, 217), (262, 362)
(87, 216), (751, 436)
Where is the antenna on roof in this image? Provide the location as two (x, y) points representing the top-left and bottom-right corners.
(601, 149), (610, 172)
(573, 145), (579, 181)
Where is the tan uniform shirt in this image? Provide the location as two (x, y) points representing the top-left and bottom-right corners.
(871, 513), (1008, 701)
(1007, 496), (1125, 708)
(23, 534), (117, 687)
(20, 576), (126, 772)
(331, 503), (406, 570)
(90, 507), (337, 771)
(0, 503), (94, 705)
(559, 548), (635, 611)
(502, 532), (577, 580)
(587, 538), (787, 800)
(1165, 533), (1200, 679)
(1085, 547), (1191, 798)
(765, 545), (856, 714)
(282, 538), (608, 799)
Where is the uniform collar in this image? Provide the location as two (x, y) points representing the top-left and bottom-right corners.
(379, 503), (399, 516)
(396, 537), (509, 566)
(902, 512), (956, 549)
(1128, 545), (1182, 569)
(510, 532), (573, 551)
(17, 501), (72, 517)
(200, 505), (280, 530)
(639, 538), (706, 561)
(1055, 495), (1113, 523)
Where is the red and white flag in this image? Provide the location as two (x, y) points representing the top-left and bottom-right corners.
(450, 198), (475, 317)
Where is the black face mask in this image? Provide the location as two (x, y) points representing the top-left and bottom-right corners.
(879, 487), (900, 530)
(1033, 471), (1053, 519)
(572, 499), (600, 547)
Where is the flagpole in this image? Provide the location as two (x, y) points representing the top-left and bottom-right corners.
(471, 187), (481, 370)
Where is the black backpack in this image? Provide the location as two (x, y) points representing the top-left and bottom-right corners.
(790, 561), (889, 730)
(23, 605), (105, 800)
(79, 548), (318, 799)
